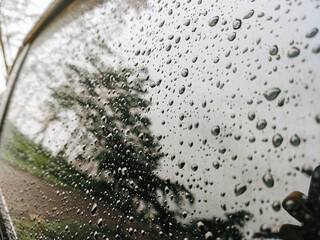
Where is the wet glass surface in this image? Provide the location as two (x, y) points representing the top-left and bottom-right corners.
(0, 0), (319, 239)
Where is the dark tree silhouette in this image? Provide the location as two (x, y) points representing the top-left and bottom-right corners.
(48, 57), (193, 234)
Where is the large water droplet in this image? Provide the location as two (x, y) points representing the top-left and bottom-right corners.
(256, 119), (267, 130)
(208, 16), (219, 27)
(232, 19), (242, 30)
(181, 68), (189, 77)
(234, 183), (247, 196)
(243, 9), (254, 19)
(269, 45), (278, 56)
(262, 172), (274, 188)
(287, 47), (300, 58)
(290, 134), (300, 146)
(306, 28), (318, 38)
(211, 125), (220, 136)
(272, 133), (283, 147)
(263, 87), (281, 101)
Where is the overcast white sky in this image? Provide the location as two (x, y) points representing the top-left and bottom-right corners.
(0, 0), (53, 93)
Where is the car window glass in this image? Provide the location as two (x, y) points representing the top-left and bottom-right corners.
(0, 0), (319, 239)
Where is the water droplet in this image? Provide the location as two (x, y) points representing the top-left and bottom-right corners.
(306, 28), (318, 38)
(316, 113), (320, 123)
(212, 161), (220, 169)
(179, 85), (186, 94)
(256, 119), (267, 130)
(248, 111), (256, 121)
(98, 218), (103, 227)
(234, 183), (247, 196)
(178, 160), (185, 169)
(91, 203), (98, 215)
(205, 232), (214, 240)
(211, 125), (220, 136)
(262, 172), (274, 188)
(272, 133), (283, 147)
(219, 146), (226, 154)
(272, 201), (281, 212)
(208, 16), (219, 27)
(243, 9), (254, 19)
(227, 32), (236, 41)
(290, 134), (300, 146)
(269, 45), (278, 56)
(287, 47), (300, 58)
(312, 45), (320, 54)
(263, 87), (281, 101)
(191, 164), (198, 171)
(232, 19), (242, 30)
(124, 129), (131, 136)
(181, 68), (189, 77)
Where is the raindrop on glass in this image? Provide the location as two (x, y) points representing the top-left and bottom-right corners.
(208, 16), (219, 27)
(272, 133), (283, 147)
(232, 19), (242, 30)
(290, 134), (300, 146)
(269, 45), (278, 56)
(306, 28), (318, 38)
(263, 87), (281, 101)
(211, 125), (220, 136)
(256, 119), (267, 130)
(181, 68), (189, 77)
(234, 183), (247, 196)
(287, 47), (300, 58)
(262, 172), (274, 188)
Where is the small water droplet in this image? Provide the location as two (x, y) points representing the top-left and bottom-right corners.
(269, 45), (278, 56)
(179, 85), (186, 94)
(243, 9), (254, 19)
(211, 125), (220, 136)
(232, 19), (242, 30)
(287, 47), (300, 58)
(91, 203), (98, 215)
(98, 218), (103, 227)
(205, 232), (214, 240)
(191, 164), (198, 171)
(212, 161), (220, 169)
(208, 16), (219, 27)
(227, 32), (236, 41)
(262, 172), (274, 188)
(263, 87), (281, 101)
(181, 68), (189, 77)
(256, 119), (267, 130)
(316, 113), (320, 123)
(272, 133), (283, 147)
(248, 111), (256, 121)
(178, 160), (185, 169)
(312, 45), (320, 54)
(306, 28), (318, 38)
(272, 201), (281, 212)
(290, 134), (300, 146)
(234, 183), (247, 196)
(219, 146), (226, 154)
(124, 129), (131, 136)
